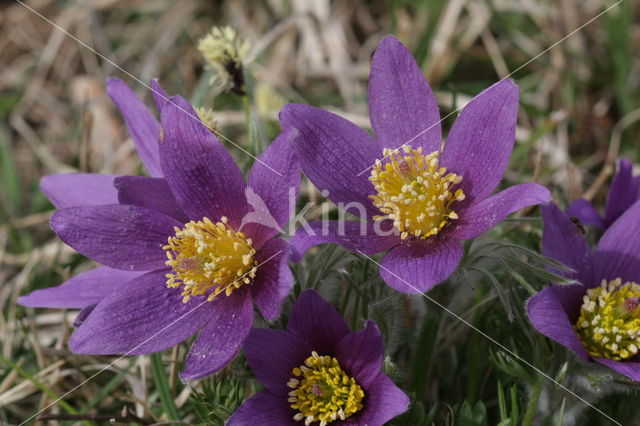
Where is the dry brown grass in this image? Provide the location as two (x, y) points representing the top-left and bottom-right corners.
(1, 0), (638, 424)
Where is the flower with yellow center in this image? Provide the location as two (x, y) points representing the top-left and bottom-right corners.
(283, 40), (549, 294)
(287, 351), (364, 426)
(229, 291), (410, 424)
(163, 216), (258, 303)
(575, 278), (640, 360)
(369, 145), (465, 240)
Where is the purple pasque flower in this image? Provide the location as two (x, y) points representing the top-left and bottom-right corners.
(22, 92), (299, 381)
(527, 201), (640, 381)
(566, 158), (640, 229)
(228, 289), (409, 426)
(281, 35), (550, 294)
(20, 78), (172, 311)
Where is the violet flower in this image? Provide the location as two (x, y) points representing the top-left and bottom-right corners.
(527, 201), (640, 381)
(21, 89), (299, 380)
(20, 78), (172, 310)
(228, 289), (409, 426)
(281, 36), (550, 294)
(566, 158), (640, 229)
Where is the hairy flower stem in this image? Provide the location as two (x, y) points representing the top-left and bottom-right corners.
(522, 379), (542, 426)
(242, 94), (257, 154)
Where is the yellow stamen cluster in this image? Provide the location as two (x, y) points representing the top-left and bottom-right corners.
(163, 216), (258, 303)
(369, 145), (465, 240)
(195, 106), (218, 133)
(575, 278), (640, 360)
(197, 26), (250, 87)
(287, 351), (364, 426)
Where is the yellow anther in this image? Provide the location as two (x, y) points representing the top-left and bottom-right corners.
(163, 217), (257, 303)
(369, 145), (465, 240)
(575, 278), (640, 360)
(288, 351), (364, 425)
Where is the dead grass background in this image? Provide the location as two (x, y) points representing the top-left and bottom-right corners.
(1, 0), (639, 424)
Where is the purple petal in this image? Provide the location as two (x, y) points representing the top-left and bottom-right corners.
(251, 238), (293, 321)
(246, 130), (300, 236)
(280, 104), (381, 218)
(368, 36), (441, 153)
(441, 80), (519, 205)
(446, 183), (551, 241)
(227, 390), (296, 426)
(346, 374), (409, 426)
(335, 321), (383, 388)
(565, 199), (604, 228)
(593, 357), (640, 382)
(289, 220), (400, 263)
(150, 79), (169, 115)
(180, 289), (254, 381)
(159, 96), (248, 226)
(18, 266), (144, 309)
(73, 304), (96, 328)
(526, 287), (589, 361)
(41, 173), (118, 209)
(241, 131), (298, 246)
(69, 269), (210, 355)
(604, 159), (637, 227)
(239, 194), (283, 249)
(540, 203), (593, 284)
(114, 176), (188, 223)
(244, 328), (313, 395)
(594, 200), (640, 284)
(52, 205), (181, 271)
(379, 238), (462, 293)
(287, 289), (350, 354)
(106, 78), (162, 177)
(548, 284), (586, 324)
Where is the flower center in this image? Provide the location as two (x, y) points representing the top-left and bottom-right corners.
(575, 278), (640, 360)
(369, 145), (465, 240)
(163, 216), (258, 303)
(287, 351), (364, 426)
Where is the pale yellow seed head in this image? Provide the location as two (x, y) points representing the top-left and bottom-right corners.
(197, 26), (250, 87)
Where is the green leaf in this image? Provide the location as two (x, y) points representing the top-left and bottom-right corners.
(457, 400), (487, 426)
(555, 398), (567, 426)
(0, 128), (20, 212)
(150, 352), (180, 422)
(190, 371), (247, 425)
